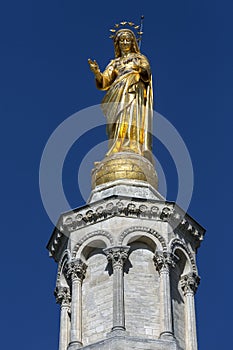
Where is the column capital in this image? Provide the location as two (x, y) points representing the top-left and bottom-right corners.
(180, 273), (200, 296)
(153, 251), (176, 273)
(54, 286), (71, 307)
(65, 259), (87, 282)
(104, 246), (130, 269)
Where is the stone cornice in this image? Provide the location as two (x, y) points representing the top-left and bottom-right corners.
(47, 195), (205, 262)
(60, 196), (205, 238)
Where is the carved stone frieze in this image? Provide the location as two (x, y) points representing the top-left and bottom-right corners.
(65, 259), (87, 282)
(180, 273), (200, 295)
(104, 246), (130, 269)
(59, 197), (204, 241)
(48, 196), (205, 262)
(61, 198), (175, 232)
(54, 286), (71, 307)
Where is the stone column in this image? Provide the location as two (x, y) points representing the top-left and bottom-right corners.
(180, 273), (200, 350)
(65, 259), (87, 349)
(54, 286), (71, 350)
(104, 246), (130, 332)
(154, 251), (175, 339)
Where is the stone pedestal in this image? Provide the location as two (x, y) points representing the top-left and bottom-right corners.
(47, 180), (205, 350)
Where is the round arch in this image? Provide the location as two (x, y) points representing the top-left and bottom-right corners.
(170, 239), (197, 274)
(119, 226), (167, 252)
(72, 230), (114, 261)
(56, 249), (71, 287)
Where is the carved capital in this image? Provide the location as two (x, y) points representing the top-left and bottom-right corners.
(54, 286), (71, 307)
(104, 246), (130, 269)
(65, 259), (87, 282)
(180, 273), (200, 296)
(153, 251), (176, 273)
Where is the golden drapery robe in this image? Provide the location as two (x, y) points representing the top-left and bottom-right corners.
(96, 52), (153, 162)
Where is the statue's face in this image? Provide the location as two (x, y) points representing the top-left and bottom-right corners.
(118, 32), (133, 54)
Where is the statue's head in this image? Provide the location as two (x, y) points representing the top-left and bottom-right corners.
(114, 29), (139, 58)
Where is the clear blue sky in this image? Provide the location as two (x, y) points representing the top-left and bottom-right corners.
(0, 1), (231, 349)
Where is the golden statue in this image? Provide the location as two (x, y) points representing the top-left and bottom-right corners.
(88, 21), (158, 189)
(88, 24), (153, 161)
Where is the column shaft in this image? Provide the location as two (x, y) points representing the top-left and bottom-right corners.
(65, 259), (87, 349)
(184, 292), (197, 350)
(181, 273), (200, 350)
(59, 304), (70, 350)
(113, 264), (125, 330)
(159, 267), (173, 338)
(70, 278), (82, 344)
(54, 286), (71, 350)
(154, 252), (174, 339)
(104, 246), (130, 332)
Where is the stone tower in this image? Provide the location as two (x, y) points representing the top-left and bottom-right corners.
(47, 22), (205, 350)
(47, 173), (205, 350)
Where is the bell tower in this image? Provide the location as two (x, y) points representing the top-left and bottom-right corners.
(46, 20), (205, 350)
(47, 177), (205, 350)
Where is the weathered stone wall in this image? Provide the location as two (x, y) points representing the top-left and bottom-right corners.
(124, 244), (160, 338)
(82, 252), (113, 345)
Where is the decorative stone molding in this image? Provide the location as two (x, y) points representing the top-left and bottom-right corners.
(60, 199), (177, 232)
(104, 246), (130, 269)
(54, 286), (71, 307)
(119, 226), (167, 250)
(48, 197), (205, 262)
(72, 230), (114, 259)
(56, 250), (71, 286)
(153, 251), (176, 273)
(170, 239), (197, 274)
(180, 273), (200, 296)
(65, 259), (87, 282)
(178, 219), (202, 238)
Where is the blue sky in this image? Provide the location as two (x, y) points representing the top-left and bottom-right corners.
(0, 1), (232, 349)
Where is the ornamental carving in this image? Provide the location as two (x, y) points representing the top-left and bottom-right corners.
(65, 259), (87, 281)
(49, 198), (205, 261)
(72, 230), (114, 258)
(54, 286), (71, 306)
(153, 251), (176, 273)
(170, 239), (197, 274)
(180, 273), (200, 295)
(60, 199), (177, 232)
(119, 226), (167, 250)
(104, 246), (130, 269)
(56, 250), (71, 286)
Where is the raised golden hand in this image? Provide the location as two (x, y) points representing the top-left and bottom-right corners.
(88, 58), (103, 83)
(88, 59), (100, 74)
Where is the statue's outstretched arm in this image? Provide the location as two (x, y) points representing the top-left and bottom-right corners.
(88, 58), (103, 85)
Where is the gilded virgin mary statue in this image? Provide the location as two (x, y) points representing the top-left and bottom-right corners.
(88, 22), (158, 189)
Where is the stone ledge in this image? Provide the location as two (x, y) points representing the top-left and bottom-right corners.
(79, 334), (180, 350)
